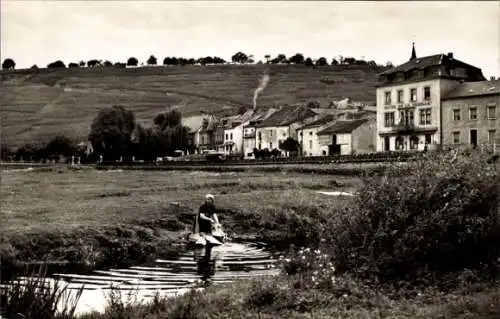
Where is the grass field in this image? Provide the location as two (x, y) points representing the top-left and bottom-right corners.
(2, 152), (500, 319)
(0, 64), (387, 147)
(0, 167), (359, 271)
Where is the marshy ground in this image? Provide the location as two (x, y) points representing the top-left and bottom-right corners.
(1, 154), (500, 318)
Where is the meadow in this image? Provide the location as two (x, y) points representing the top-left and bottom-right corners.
(0, 64), (386, 147)
(2, 150), (500, 318)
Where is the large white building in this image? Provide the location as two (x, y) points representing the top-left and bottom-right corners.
(376, 44), (486, 152)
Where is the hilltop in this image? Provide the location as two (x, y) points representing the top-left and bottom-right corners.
(0, 64), (388, 147)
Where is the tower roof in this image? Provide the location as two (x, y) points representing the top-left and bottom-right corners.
(410, 42), (417, 61)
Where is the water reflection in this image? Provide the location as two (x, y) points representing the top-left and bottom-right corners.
(194, 244), (216, 286)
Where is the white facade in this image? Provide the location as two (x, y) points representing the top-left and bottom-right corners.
(223, 125), (243, 156)
(376, 79), (460, 152)
(255, 126), (291, 151)
(243, 126), (257, 159)
(297, 124), (334, 157)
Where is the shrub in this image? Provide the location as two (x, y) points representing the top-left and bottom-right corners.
(332, 150), (500, 287)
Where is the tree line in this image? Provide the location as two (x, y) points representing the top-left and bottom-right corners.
(1, 52), (392, 70)
(0, 106), (193, 163)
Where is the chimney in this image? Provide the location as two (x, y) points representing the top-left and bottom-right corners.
(447, 52), (454, 59)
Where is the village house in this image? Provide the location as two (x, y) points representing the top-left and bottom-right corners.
(181, 114), (209, 154)
(297, 114), (336, 156)
(376, 43), (486, 152)
(222, 110), (255, 157)
(197, 114), (219, 152)
(242, 109), (278, 159)
(317, 118), (377, 155)
(441, 79), (500, 150)
(255, 105), (319, 156)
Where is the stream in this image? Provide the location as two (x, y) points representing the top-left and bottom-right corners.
(2, 241), (279, 317)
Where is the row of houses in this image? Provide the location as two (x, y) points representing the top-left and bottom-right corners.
(181, 44), (498, 158)
(376, 43), (499, 152)
(182, 103), (377, 159)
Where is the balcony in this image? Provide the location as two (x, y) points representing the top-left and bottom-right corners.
(389, 122), (416, 133)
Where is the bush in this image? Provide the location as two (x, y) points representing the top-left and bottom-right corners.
(332, 150), (500, 287)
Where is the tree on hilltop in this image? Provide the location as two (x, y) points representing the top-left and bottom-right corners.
(232, 51), (249, 64)
(68, 62), (79, 68)
(264, 54), (271, 64)
(79, 61), (86, 67)
(304, 57), (314, 67)
(289, 53), (305, 65)
(87, 59), (101, 67)
(2, 58), (15, 70)
(315, 57), (328, 66)
(47, 60), (66, 68)
(127, 57), (139, 66)
(103, 60), (113, 67)
(331, 58), (339, 65)
(147, 55), (157, 65)
(271, 54), (288, 64)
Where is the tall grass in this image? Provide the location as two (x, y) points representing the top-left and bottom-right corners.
(0, 266), (84, 319)
(331, 150), (500, 288)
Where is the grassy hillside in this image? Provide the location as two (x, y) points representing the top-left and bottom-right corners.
(0, 64), (387, 147)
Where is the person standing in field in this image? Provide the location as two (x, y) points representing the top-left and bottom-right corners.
(195, 194), (220, 235)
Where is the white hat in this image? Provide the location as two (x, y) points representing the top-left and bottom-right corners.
(205, 194), (215, 200)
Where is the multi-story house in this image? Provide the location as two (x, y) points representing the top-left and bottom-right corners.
(197, 114), (218, 152)
(222, 110), (255, 157)
(242, 109), (277, 159)
(297, 114), (336, 156)
(255, 105), (318, 156)
(441, 79), (500, 149)
(181, 114), (209, 154)
(317, 118), (377, 155)
(376, 44), (486, 152)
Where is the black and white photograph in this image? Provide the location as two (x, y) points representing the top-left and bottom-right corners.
(0, 0), (499, 318)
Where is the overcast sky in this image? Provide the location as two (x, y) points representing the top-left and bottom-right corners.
(2, 1), (499, 78)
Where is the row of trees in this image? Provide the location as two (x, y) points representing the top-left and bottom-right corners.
(1, 135), (84, 163)
(88, 106), (191, 162)
(0, 106), (192, 163)
(2, 53), (392, 70)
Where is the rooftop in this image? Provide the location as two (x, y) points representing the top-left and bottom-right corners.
(443, 79), (500, 99)
(317, 119), (369, 135)
(256, 105), (317, 127)
(298, 114), (336, 130)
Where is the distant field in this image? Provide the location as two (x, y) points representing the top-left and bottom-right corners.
(0, 64), (387, 147)
(0, 169), (359, 236)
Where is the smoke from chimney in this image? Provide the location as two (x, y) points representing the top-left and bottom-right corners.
(253, 74), (270, 110)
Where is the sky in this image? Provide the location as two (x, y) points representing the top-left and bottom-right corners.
(1, 1), (499, 78)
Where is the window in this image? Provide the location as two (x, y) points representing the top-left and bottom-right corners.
(309, 140), (312, 149)
(424, 87), (431, 101)
(270, 142), (273, 149)
(419, 108), (432, 125)
(453, 132), (460, 144)
(469, 107), (477, 120)
(225, 133), (228, 140)
(258, 132), (262, 140)
(488, 130), (496, 143)
(410, 88), (417, 102)
(487, 105), (496, 119)
(452, 109), (461, 121)
(397, 90), (404, 103)
(230, 133), (233, 140)
(283, 132), (286, 137)
(384, 91), (392, 105)
(384, 112), (395, 127)
(309, 131), (313, 136)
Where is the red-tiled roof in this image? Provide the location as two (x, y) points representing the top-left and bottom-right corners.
(443, 79), (500, 99)
(317, 119), (369, 135)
